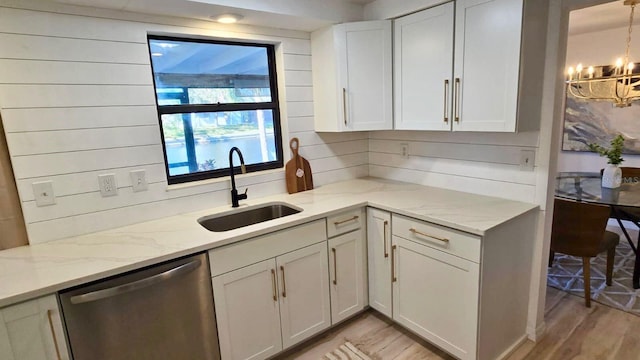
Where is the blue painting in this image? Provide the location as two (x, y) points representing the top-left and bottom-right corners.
(562, 93), (640, 154)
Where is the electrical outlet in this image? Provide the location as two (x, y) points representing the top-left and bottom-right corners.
(520, 150), (535, 171)
(401, 143), (409, 159)
(130, 170), (148, 192)
(98, 174), (118, 197)
(32, 181), (56, 207)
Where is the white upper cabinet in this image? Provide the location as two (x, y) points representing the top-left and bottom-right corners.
(453, 0), (523, 132)
(393, 0), (524, 132)
(312, 20), (393, 132)
(394, 2), (454, 131)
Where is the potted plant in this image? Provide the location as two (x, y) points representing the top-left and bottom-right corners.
(589, 134), (625, 188)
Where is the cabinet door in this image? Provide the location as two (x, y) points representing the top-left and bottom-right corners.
(394, 3), (454, 131)
(366, 208), (392, 318)
(212, 259), (283, 360)
(392, 236), (479, 360)
(277, 243), (331, 349)
(453, 0), (523, 132)
(328, 229), (366, 324)
(0, 295), (69, 360)
(337, 20), (392, 131)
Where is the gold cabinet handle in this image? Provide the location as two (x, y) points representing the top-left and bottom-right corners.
(454, 78), (461, 123)
(383, 220), (389, 258)
(409, 228), (450, 243)
(444, 79), (449, 123)
(334, 215), (359, 226)
(47, 310), (62, 360)
(271, 269), (277, 301)
(342, 87), (348, 126)
(280, 265), (287, 298)
(332, 248), (337, 285)
(391, 245), (397, 283)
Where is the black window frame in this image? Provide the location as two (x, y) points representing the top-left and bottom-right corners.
(147, 34), (284, 185)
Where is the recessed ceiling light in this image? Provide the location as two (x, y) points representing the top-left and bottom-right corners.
(151, 52), (163, 57)
(211, 14), (243, 24)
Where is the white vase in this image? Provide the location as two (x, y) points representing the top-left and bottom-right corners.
(602, 164), (622, 189)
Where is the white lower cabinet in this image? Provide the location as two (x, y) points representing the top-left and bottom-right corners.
(392, 236), (479, 360)
(328, 228), (366, 324)
(212, 259), (283, 360)
(366, 208), (536, 360)
(210, 220), (332, 360)
(213, 243), (331, 360)
(0, 295), (69, 360)
(366, 208), (392, 318)
(277, 243), (331, 349)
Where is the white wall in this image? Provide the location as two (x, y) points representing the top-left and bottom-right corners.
(558, 23), (640, 172)
(0, 0), (368, 244)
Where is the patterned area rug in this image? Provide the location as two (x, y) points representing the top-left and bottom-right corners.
(547, 224), (640, 315)
(323, 341), (372, 360)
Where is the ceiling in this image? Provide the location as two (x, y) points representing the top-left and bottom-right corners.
(569, 0), (640, 35)
(49, 0), (372, 32)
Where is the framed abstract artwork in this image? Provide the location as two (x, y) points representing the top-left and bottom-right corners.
(562, 91), (640, 154)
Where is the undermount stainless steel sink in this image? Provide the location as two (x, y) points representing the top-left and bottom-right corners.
(198, 202), (302, 232)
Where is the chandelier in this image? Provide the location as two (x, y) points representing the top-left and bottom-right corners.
(566, 0), (640, 107)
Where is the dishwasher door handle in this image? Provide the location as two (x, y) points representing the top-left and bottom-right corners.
(70, 259), (201, 304)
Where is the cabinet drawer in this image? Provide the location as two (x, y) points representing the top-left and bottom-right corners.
(209, 219), (327, 276)
(392, 214), (480, 263)
(327, 208), (364, 238)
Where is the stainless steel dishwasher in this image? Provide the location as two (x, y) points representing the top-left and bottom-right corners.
(59, 252), (220, 360)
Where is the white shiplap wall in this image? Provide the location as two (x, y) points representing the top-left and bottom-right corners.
(0, 2), (368, 244)
(369, 131), (540, 203)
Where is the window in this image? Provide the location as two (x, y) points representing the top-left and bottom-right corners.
(148, 35), (284, 184)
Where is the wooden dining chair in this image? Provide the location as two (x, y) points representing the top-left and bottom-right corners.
(549, 198), (620, 307)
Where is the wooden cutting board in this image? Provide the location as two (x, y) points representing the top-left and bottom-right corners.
(285, 137), (313, 194)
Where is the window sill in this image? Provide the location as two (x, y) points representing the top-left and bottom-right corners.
(166, 168), (285, 192)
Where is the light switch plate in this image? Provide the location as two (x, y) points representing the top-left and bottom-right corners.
(520, 150), (535, 171)
(98, 174), (118, 197)
(32, 181), (56, 207)
(130, 170), (148, 192)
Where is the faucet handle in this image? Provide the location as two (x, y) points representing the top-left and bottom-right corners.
(239, 188), (248, 200)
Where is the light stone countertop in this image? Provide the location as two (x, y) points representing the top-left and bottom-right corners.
(0, 177), (538, 308)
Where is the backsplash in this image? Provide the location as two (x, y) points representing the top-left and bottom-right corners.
(0, 2), (368, 244)
(369, 130), (540, 204)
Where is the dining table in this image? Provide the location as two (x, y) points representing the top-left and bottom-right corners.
(555, 171), (640, 289)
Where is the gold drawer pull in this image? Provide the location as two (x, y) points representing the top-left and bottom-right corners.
(271, 269), (277, 301)
(443, 79), (449, 123)
(383, 220), (389, 258)
(280, 266), (287, 298)
(332, 248), (338, 285)
(47, 310), (62, 360)
(334, 215), (359, 226)
(454, 77), (461, 123)
(391, 245), (397, 283)
(342, 88), (348, 126)
(409, 228), (450, 243)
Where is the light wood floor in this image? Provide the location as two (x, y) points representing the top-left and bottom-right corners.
(281, 287), (640, 359)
